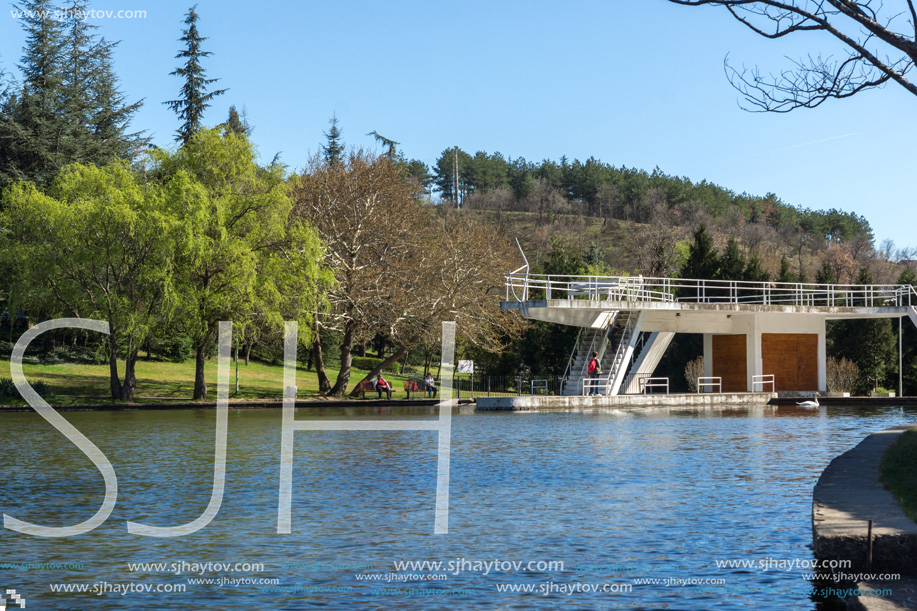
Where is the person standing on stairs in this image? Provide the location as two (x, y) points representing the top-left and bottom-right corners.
(587, 350), (602, 396)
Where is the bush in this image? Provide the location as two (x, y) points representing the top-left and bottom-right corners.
(684, 356), (704, 393)
(351, 356), (400, 373)
(151, 334), (195, 363)
(0, 377), (52, 399)
(826, 357), (859, 393)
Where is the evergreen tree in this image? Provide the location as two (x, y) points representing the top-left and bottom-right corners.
(897, 268), (917, 395)
(403, 159), (432, 194)
(164, 5), (226, 145)
(59, 0), (144, 164)
(742, 255), (769, 282)
(0, 0), (67, 187)
(679, 225), (720, 301)
(0, 0), (143, 188)
(827, 267), (896, 394)
(321, 113), (344, 166)
(718, 238), (745, 280)
(367, 130), (398, 159)
(223, 104), (251, 137)
(777, 254), (796, 283)
(815, 259), (835, 284)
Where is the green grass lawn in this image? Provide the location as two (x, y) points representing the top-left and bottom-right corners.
(880, 429), (917, 523)
(2, 358), (423, 405)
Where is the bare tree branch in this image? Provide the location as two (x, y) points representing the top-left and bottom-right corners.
(666, 0), (917, 110)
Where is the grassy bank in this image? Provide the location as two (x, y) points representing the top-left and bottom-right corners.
(1, 358), (420, 406)
(880, 429), (917, 523)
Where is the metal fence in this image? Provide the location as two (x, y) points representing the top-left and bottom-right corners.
(452, 374), (565, 398)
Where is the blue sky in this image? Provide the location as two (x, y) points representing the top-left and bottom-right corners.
(1, 0), (914, 250)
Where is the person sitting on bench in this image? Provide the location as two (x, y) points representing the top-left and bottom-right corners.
(424, 373), (437, 398)
(373, 374), (392, 399)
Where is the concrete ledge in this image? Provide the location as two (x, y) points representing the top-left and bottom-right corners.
(813, 424), (917, 610)
(475, 392), (776, 411)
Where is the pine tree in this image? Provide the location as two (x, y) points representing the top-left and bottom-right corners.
(223, 104), (251, 137)
(164, 5), (227, 145)
(59, 0), (144, 164)
(718, 238), (745, 280)
(322, 114), (344, 166)
(777, 254), (796, 283)
(0, 0), (67, 187)
(0, 0), (143, 188)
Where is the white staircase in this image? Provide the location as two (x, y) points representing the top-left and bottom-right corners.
(563, 319), (615, 396)
(622, 332), (675, 394)
(563, 311), (676, 396)
(602, 311), (640, 395)
(909, 306), (917, 330)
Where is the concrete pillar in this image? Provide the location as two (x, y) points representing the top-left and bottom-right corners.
(817, 318), (827, 393)
(703, 334), (713, 378)
(744, 316), (762, 392)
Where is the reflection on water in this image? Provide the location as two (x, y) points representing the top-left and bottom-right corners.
(0, 405), (912, 609)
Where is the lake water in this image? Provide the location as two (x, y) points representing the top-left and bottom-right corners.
(0, 404), (913, 610)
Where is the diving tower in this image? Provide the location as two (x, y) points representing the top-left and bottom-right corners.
(502, 269), (917, 396)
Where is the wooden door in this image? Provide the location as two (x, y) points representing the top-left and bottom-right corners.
(712, 334), (747, 392)
(762, 333), (818, 391)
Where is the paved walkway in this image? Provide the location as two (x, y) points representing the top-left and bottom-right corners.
(813, 424), (917, 610)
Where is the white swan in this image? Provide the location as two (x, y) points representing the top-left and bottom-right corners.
(797, 393), (820, 408)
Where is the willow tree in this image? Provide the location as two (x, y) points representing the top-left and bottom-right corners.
(667, 0), (917, 111)
(0, 162), (176, 400)
(156, 127), (329, 400)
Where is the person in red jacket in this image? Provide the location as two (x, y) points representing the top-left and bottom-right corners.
(586, 350), (601, 396)
(373, 374), (392, 399)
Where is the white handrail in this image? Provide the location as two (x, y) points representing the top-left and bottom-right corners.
(752, 374), (775, 392)
(697, 376), (722, 393)
(640, 377), (669, 395)
(505, 273), (914, 308)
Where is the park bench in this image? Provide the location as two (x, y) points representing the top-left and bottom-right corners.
(403, 378), (432, 399)
(354, 379), (378, 398)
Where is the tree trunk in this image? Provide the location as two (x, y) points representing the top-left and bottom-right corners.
(312, 319), (332, 394)
(330, 321), (356, 397)
(193, 343), (208, 400)
(119, 351), (137, 401)
(245, 340), (253, 366)
(108, 329), (122, 401)
(348, 343), (411, 398)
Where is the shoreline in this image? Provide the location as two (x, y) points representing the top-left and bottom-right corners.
(812, 424), (917, 610)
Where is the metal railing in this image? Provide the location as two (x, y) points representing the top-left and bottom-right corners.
(562, 327), (583, 387)
(697, 376), (722, 393)
(640, 377), (669, 395)
(752, 374), (775, 392)
(530, 379), (548, 395)
(582, 378), (613, 396)
(505, 273), (917, 308)
(455, 374), (564, 398)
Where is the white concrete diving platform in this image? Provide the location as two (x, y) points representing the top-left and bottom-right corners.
(502, 271), (917, 396)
